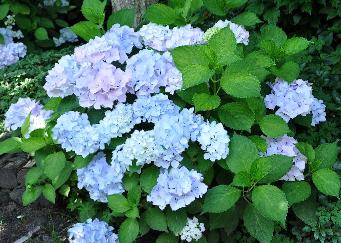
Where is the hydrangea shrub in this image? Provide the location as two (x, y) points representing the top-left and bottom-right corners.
(1, 1), (340, 243)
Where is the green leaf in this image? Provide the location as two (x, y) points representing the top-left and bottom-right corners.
(218, 102), (255, 131)
(249, 135), (267, 153)
(21, 137), (47, 153)
(283, 37), (310, 55)
(15, 15), (32, 30)
(243, 205), (274, 243)
(73, 155), (93, 169)
(271, 61), (300, 82)
(292, 198), (318, 226)
(145, 3), (179, 25)
(25, 167), (43, 185)
(226, 135), (259, 173)
(55, 19), (69, 28)
(0, 4), (10, 20)
(57, 95), (79, 113)
(21, 113), (31, 137)
(177, 84), (209, 105)
(312, 168), (340, 197)
(127, 186), (141, 205)
(52, 163), (73, 189)
(172, 45), (212, 70)
(209, 207), (239, 231)
(71, 21), (102, 41)
(203, 0), (225, 16)
(156, 233), (178, 243)
(232, 12), (261, 26)
(203, 185), (241, 213)
(140, 166), (160, 193)
(22, 186), (42, 206)
(123, 174), (139, 192)
(144, 207), (168, 232)
(119, 218), (139, 243)
(181, 64), (213, 89)
(10, 3), (30, 15)
(221, 72), (260, 98)
(166, 208), (187, 234)
(0, 34), (4, 44)
(251, 158), (272, 181)
(208, 28), (237, 65)
(313, 142), (338, 169)
(260, 25), (287, 47)
(259, 155), (293, 184)
(34, 27), (49, 40)
(252, 185), (288, 226)
(125, 206), (139, 218)
(107, 8), (135, 28)
(227, 59), (269, 82)
(225, 0), (248, 9)
(44, 97), (62, 111)
(296, 142), (315, 162)
(282, 181), (311, 205)
(193, 93), (221, 111)
(0, 137), (22, 155)
(38, 17), (55, 29)
(43, 152), (66, 180)
(259, 114), (290, 138)
(42, 183), (56, 204)
(245, 51), (275, 68)
(107, 194), (131, 213)
(81, 0), (106, 24)
(232, 172), (252, 187)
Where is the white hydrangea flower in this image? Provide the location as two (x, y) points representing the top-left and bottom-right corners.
(178, 217), (205, 242)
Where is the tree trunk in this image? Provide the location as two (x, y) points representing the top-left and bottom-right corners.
(111, 0), (159, 26)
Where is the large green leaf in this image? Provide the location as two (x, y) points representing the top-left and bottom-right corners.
(0, 137), (22, 155)
(243, 205), (274, 243)
(143, 207), (168, 232)
(34, 27), (49, 40)
(260, 25), (287, 47)
(145, 4), (179, 25)
(271, 61), (300, 82)
(226, 135), (258, 173)
(140, 166), (160, 193)
(181, 64), (213, 89)
(221, 72), (260, 98)
(81, 0), (106, 24)
(203, 185), (241, 213)
(108, 194), (131, 213)
(193, 93), (221, 111)
(250, 157), (272, 181)
(107, 8), (135, 28)
(22, 186), (42, 206)
(282, 181), (311, 205)
(42, 183), (56, 203)
(0, 4), (9, 20)
(43, 152), (66, 180)
(71, 21), (102, 41)
(312, 168), (340, 197)
(313, 142), (338, 169)
(232, 12), (261, 26)
(225, 0), (248, 9)
(259, 114), (290, 138)
(172, 45), (212, 70)
(203, 0), (225, 16)
(25, 167), (43, 185)
(166, 208), (187, 234)
(283, 37), (310, 55)
(21, 137), (47, 153)
(292, 198), (318, 226)
(259, 155), (293, 184)
(119, 218), (139, 243)
(252, 185), (288, 226)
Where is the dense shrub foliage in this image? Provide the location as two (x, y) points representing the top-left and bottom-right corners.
(0, 0), (340, 243)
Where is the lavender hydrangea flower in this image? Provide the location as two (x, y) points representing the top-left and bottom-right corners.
(53, 27), (78, 47)
(263, 135), (306, 181)
(0, 42), (27, 69)
(265, 79), (326, 126)
(68, 218), (119, 243)
(147, 166), (208, 210)
(178, 217), (205, 242)
(43, 0), (69, 7)
(204, 20), (249, 45)
(4, 97), (52, 137)
(138, 23), (204, 51)
(197, 121), (230, 161)
(126, 49), (182, 95)
(77, 153), (124, 202)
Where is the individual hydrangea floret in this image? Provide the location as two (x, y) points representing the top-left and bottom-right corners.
(126, 49), (182, 95)
(197, 121), (230, 161)
(77, 153), (124, 202)
(4, 97), (52, 137)
(0, 42), (27, 69)
(178, 217), (205, 242)
(138, 23), (204, 51)
(204, 20), (249, 45)
(43, 0), (70, 7)
(264, 79), (326, 126)
(53, 27), (78, 47)
(263, 135), (306, 181)
(68, 218), (119, 243)
(147, 166), (208, 210)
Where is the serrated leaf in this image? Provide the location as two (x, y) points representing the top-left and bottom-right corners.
(252, 185), (288, 226)
(249, 135), (267, 153)
(203, 0), (225, 16)
(73, 155), (93, 169)
(42, 183), (56, 204)
(21, 137), (47, 153)
(22, 186), (42, 206)
(260, 25), (287, 47)
(0, 137), (22, 155)
(177, 84), (209, 104)
(71, 21), (102, 41)
(226, 135), (259, 173)
(225, 0), (248, 9)
(107, 8), (135, 28)
(232, 12), (261, 26)
(271, 61), (300, 82)
(43, 152), (66, 180)
(52, 163), (72, 189)
(312, 168), (340, 197)
(172, 45), (212, 70)
(259, 155), (293, 184)
(245, 51), (275, 68)
(156, 233), (178, 243)
(144, 207), (168, 232)
(292, 198), (318, 226)
(296, 142), (315, 163)
(243, 205), (274, 243)
(282, 181), (311, 205)
(221, 72), (260, 98)
(209, 207), (239, 231)
(127, 186), (141, 205)
(203, 185), (241, 213)
(283, 37), (310, 55)
(232, 172), (252, 187)
(119, 218), (139, 243)
(140, 166), (160, 193)
(166, 208), (187, 234)
(218, 102), (255, 131)
(227, 59), (269, 82)
(193, 93), (221, 111)
(34, 27), (49, 40)
(145, 3), (179, 25)
(251, 157), (272, 181)
(10, 3), (30, 15)
(313, 142), (338, 169)
(125, 206), (139, 218)
(81, 0), (106, 24)
(181, 64), (213, 89)
(107, 194), (131, 213)
(259, 114), (290, 138)
(25, 167), (43, 185)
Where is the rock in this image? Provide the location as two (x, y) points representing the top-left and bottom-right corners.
(17, 168), (28, 188)
(0, 169), (17, 189)
(0, 191), (10, 205)
(0, 153), (29, 169)
(9, 188), (24, 205)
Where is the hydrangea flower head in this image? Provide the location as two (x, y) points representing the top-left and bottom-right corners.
(178, 217), (205, 242)
(68, 218), (119, 243)
(77, 153), (124, 202)
(147, 166), (208, 210)
(0, 42), (27, 69)
(53, 27), (78, 47)
(263, 135), (306, 181)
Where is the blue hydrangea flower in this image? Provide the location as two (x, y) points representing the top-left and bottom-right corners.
(0, 42), (26, 69)
(147, 166), (208, 210)
(68, 218), (119, 243)
(53, 27), (78, 47)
